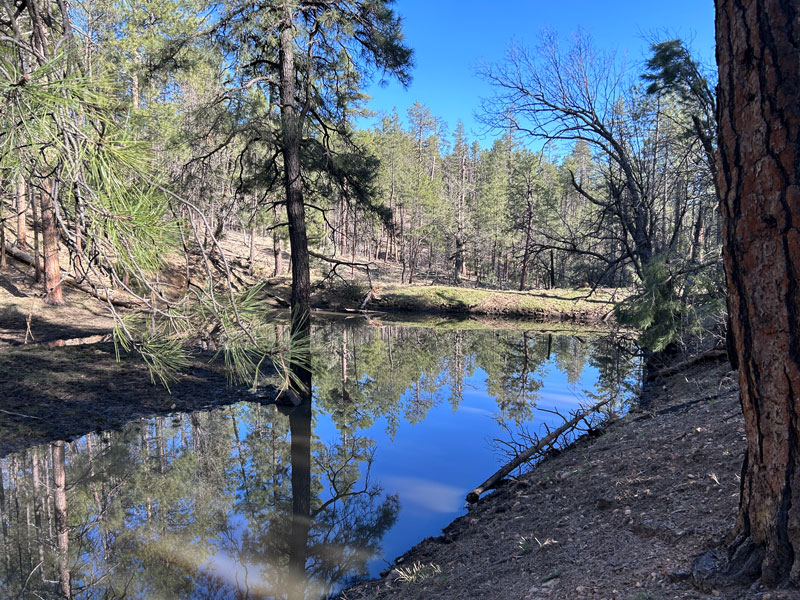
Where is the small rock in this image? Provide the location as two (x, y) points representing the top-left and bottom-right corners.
(385, 569), (401, 582)
(575, 585), (587, 593)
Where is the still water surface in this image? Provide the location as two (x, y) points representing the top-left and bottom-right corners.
(0, 319), (640, 599)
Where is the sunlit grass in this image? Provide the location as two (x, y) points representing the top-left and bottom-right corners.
(372, 284), (624, 319)
(394, 561), (442, 584)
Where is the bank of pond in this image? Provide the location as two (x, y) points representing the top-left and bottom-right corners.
(0, 318), (641, 599)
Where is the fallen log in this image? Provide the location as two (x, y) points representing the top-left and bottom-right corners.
(3, 242), (141, 308)
(646, 348), (728, 380)
(466, 398), (611, 503)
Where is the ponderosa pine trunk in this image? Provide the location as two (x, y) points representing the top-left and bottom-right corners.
(279, 1), (312, 395)
(16, 178), (27, 250)
(713, 0), (800, 587)
(40, 179), (64, 305)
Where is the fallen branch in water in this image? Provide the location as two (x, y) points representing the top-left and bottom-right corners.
(466, 398), (612, 503)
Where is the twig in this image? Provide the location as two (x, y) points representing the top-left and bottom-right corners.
(0, 408), (43, 420)
(24, 299), (35, 344)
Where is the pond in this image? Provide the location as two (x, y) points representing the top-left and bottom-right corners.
(0, 318), (640, 599)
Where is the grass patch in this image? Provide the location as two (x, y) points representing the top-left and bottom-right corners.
(371, 285), (622, 322)
(394, 561), (442, 584)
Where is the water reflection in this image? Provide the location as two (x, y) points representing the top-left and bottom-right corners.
(0, 323), (639, 599)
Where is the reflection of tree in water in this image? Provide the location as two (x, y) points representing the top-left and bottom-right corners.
(0, 400), (398, 599)
(585, 334), (641, 406)
(312, 322), (638, 429)
(480, 331), (549, 423)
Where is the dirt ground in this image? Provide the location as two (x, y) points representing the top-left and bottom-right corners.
(338, 361), (793, 600)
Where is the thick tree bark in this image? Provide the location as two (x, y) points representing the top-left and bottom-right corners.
(40, 179), (64, 305)
(279, 2), (312, 395)
(712, 0), (800, 587)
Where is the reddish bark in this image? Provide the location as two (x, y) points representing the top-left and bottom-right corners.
(16, 179), (27, 250)
(39, 179), (64, 305)
(714, 0), (800, 586)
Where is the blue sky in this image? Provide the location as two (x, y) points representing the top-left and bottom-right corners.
(362, 0), (716, 148)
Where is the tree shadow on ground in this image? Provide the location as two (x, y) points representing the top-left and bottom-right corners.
(0, 342), (278, 458)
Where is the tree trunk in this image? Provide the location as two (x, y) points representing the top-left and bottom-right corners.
(16, 177), (27, 250)
(273, 206), (283, 277)
(30, 184), (41, 283)
(248, 221), (256, 274)
(454, 234), (465, 284)
(40, 179), (64, 304)
(73, 186), (84, 276)
(279, 2), (312, 394)
(519, 204), (533, 291)
(709, 0), (800, 587)
(1, 199), (6, 271)
(131, 49), (140, 110)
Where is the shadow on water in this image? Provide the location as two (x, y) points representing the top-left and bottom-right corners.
(0, 320), (640, 599)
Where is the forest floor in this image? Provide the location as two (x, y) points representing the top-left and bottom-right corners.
(339, 359), (792, 600)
